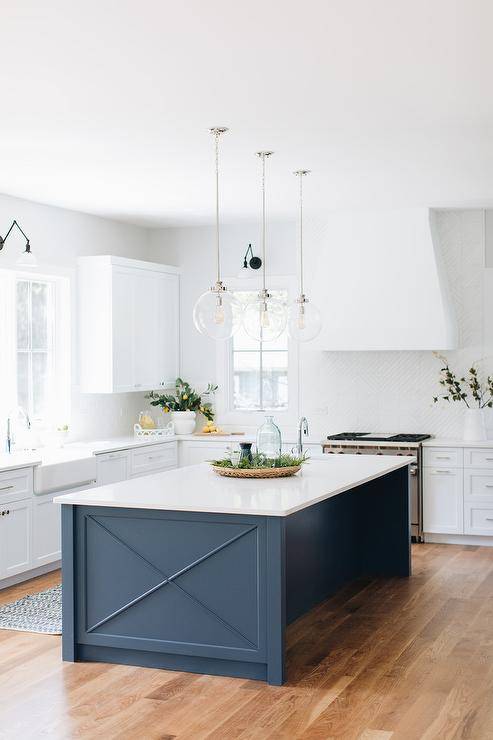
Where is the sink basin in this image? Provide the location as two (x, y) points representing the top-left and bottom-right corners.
(34, 454), (97, 495)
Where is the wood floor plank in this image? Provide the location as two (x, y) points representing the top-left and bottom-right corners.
(1, 546), (493, 738)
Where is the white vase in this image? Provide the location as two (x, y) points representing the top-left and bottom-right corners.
(463, 408), (487, 442)
(171, 410), (197, 435)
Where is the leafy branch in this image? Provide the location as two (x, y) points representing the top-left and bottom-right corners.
(146, 378), (218, 421)
(433, 355), (493, 409)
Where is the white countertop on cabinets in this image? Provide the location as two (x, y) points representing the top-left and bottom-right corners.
(0, 435), (176, 473)
(0, 433), (324, 474)
(422, 438), (493, 448)
(54, 455), (413, 517)
(0, 451), (42, 473)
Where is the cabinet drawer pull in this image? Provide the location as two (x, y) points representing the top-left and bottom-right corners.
(486, 517), (493, 521)
(0, 484), (14, 491)
(486, 458), (493, 462)
(485, 484), (493, 488)
(436, 456), (451, 460)
(434, 469), (452, 474)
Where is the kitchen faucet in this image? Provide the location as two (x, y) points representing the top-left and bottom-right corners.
(297, 416), (309, 455)
(5, 406), (31, 453)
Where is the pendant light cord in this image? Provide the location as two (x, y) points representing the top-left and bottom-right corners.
(209, 127), (228, 287)
(257, 151), (273, 294)
(299, 173), (304, 296)
(294, 170), (310, 298)
(214, 129), (221, 285)
(261, 154), (266, 292)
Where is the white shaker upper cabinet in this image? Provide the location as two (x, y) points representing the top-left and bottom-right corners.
(78, 256), (180, 393)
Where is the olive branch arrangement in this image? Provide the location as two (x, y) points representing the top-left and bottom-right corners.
(433, 355), (493, 409)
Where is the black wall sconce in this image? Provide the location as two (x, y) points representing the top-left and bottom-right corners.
(0, 220), (36, 266)
(241, 243), (262, 272)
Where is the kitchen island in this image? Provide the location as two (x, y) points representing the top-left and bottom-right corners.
(55, 455), (413, 685)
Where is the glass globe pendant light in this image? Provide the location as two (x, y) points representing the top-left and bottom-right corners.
(193, 127), (242, 341)
(243, 151), (287, 342)
(287, 170), (322, 342)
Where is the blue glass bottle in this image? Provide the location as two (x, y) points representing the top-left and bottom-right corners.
(256, 416), (282, 461)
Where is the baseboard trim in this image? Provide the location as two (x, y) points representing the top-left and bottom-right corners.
(77, 644), (268, 682)
(424, 533), (493, 547)
(0, 561), (61, 590)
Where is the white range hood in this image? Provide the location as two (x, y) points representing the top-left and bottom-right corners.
(306, 208), (458, 351)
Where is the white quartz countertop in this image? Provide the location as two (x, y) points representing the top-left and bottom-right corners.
(422, 438), (493, 448)
(0, 433), (325, 474)
(54, 455), (414, 517)
(0, 435), (177, 473)
(0, 451), (42, 472)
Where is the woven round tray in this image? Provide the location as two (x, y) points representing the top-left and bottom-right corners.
(211, 465), (301, 479)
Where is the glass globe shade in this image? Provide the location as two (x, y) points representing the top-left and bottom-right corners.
(243, 294), (287, 342)
(193, 288), (243, 340)
(287, 299), (322, 342)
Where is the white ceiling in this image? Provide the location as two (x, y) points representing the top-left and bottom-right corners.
(1, 0), (492, 227)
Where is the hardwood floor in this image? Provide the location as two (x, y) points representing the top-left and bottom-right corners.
(1, 544), (493, 739)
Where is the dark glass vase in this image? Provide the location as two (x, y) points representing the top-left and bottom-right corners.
(239, 442), (253, 463)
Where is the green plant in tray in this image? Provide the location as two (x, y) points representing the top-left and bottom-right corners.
(210, 452), (309, 470)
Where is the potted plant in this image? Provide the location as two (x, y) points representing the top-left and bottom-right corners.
(433, 355), (493, 441)
(146, 378), (218, 435)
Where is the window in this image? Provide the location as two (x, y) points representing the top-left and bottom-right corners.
(0, 269), (70, 428)
(232, 290), (289, 411)
(16, 278), (55, 421)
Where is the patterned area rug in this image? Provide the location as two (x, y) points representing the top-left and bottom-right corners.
(0, 585), (62, 634)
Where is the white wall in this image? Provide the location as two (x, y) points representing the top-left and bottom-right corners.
(0, 192), (152, 441)
(147, 221), (296, 387)
(149, 210), (493, 440)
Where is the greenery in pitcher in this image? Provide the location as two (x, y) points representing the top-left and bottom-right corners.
(210, 452), (309, 469)
(146, 378), (218, 421)
(433, 355), (493, 409)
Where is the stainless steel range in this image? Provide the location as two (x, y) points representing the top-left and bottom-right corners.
(323, 432), (432, 542)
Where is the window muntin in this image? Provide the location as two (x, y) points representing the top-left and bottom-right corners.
(232, 290), (288, 411)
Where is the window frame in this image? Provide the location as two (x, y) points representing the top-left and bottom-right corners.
(0, 266), (71, 429)
(216, 275), (299, 430)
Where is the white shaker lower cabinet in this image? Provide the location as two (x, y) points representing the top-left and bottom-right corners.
(0, 499), (32, 579)
(179, 441), (232, 467)
(130, 443), (177, 478)
(32, 494), (61, 567)
(423, 467), (463, 534)
(424, 445), (493, 542)
(96, 450), (132, 485)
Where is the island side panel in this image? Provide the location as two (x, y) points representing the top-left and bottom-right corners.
(63, 505), (286, 683)
(266, 517), (286, 686)
(358, 465), (411, 578)
(285, 484), (361, 624)
(61, 504), (76, 661)
(285, 466), (411, 624)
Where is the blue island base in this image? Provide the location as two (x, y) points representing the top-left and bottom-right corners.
(62, 466), (410, 685)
